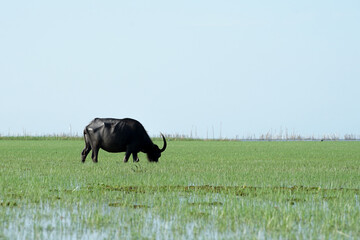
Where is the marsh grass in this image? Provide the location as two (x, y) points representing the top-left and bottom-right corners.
(0, 139), (359, 239)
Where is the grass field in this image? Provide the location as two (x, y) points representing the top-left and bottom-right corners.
(0, 138), (359, 239)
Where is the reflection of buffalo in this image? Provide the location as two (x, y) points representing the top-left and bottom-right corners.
(81, 118), (167, 163)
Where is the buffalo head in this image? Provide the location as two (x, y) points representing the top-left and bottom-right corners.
(147, 134), (167, 162)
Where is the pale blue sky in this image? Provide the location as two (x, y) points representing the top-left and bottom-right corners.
(1, 1), (359, 138)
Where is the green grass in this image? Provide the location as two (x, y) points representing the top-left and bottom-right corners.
(0, 138), (359, 239)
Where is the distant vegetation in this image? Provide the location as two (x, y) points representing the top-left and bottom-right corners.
(1, 128), (359, 141)
(162, 132), (360, 141)
(1, 132), (359, 141)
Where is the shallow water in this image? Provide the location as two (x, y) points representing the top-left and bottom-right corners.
(2, 192), (354, 240)
(1, 203), (245, 240)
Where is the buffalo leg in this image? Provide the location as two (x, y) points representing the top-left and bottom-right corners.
(123, 151), (131, 163)
(132, 152), (139, 162)
(81, 145), (91, 163)
(82, 131), (92, 163)
(91, 147), (99, 163)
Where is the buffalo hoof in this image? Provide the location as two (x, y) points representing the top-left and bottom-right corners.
(134, 158), (139, 163)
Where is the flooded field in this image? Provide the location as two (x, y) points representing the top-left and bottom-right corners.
(0, 139), (359, 239)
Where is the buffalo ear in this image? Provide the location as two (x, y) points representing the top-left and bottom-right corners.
(160, 133), (167, 152)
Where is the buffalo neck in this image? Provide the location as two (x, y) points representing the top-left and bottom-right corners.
(141, 134), (155, 153)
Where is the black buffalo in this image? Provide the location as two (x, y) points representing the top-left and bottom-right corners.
(81, 118), (167, 163)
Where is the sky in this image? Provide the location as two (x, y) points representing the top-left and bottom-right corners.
(1, 0), (360, 139)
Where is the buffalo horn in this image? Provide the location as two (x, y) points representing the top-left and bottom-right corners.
(160, 133), (167, 152)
